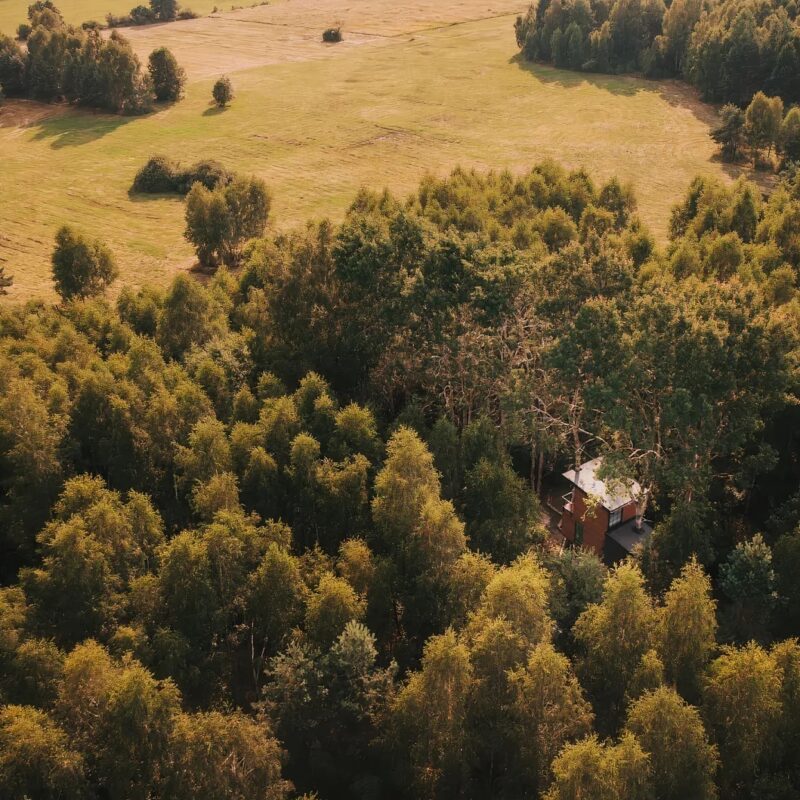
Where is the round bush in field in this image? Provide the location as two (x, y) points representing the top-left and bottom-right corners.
(132, 155), (179, 193)
(212, 76), (233, 107)
(322, 26), (342, 42)
(175, 160), (233, 193)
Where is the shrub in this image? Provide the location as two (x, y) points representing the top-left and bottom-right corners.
(131, 156), (234, 194)
(322, 26), (341, 42)
(148, 46), (186, 102)
(177, 8), (198, 18)
(212, 75), (233, 107)
(105, 11), (131, 26)
(129, 4), (156, 24)
(175, 160), (233, 193)
(17, 23), (32, 40)
(132, 155), (180, 193)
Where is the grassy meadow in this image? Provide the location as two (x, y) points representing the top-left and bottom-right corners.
(0, 0), (749, 301)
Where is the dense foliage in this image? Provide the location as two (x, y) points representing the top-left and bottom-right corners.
(0, 3), (186, 113)
(132, 155), (234, 194)
(515, 0), (800, 106)
(2, 161), (800, 798)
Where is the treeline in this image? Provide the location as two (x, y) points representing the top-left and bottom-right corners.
(2, 162), (800, 797)
(105, 0), (197, 29)
(515, 0), (800, 106)
(0, 2), (185, 112)
(713, 91), (800, 166)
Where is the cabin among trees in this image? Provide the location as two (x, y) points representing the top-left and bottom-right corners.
(559, 458), (653, 563)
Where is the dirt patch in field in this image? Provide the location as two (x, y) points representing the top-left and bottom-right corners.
(0, 99), (66, 130)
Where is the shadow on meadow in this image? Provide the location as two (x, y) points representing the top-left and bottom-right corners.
(28, 107), (137, 148)
(202, 104), (229, 117)
(509, 53), (720, 129)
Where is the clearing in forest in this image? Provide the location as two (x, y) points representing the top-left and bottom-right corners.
(0, 0), (749, 300)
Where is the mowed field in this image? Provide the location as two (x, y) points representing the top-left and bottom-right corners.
(0, 0), (746, 300)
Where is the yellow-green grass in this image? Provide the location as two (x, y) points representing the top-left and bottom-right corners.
(0, 9), (750, 301)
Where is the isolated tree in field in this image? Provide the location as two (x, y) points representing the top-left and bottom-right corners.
(745, 92), (784, 158)
(148, 47), (185, 102)
(185, 176), (270, 266)
(712, 104), (746, 161)
(51, 225), (117, 301)
(212, 75), (233, 107)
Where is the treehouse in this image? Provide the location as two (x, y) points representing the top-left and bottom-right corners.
(559, 457), (652, 563)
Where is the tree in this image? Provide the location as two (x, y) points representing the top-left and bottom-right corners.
(711, 104), (746, 161)
(212, 75), (233, 107)
(185, 176), (270, 267)
(774, 527), (800, 636)
(703, 643), (782, 791)
(462, 456), (544, 563)
(391, 629), (474, 797)
(157, 273), (222, 359)
(0, 35), (26, 96)
(506, 642), (594, 793)
(150, 0), (178, 20)
(625, 687), (718, 800)
(166, 710), (290, 799)
(0, 705), (88, 800)
(719, 533), (776, 642)
(247, 543), (307, 660)
(148, 47), (185, 102)
(781, 106), (800, 162)
(745, 91), (784, 159)
(658, 558), (717, 699)
(51, 225), (117, 301)
(305, 572), (365, 648)
(573, 562), (657, 723)
(542, 546), (607, 643)
(544, 733), (652, 800)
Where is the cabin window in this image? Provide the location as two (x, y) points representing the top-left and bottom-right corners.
(609, 508), (622, 528)
(575, 522), (584, 545)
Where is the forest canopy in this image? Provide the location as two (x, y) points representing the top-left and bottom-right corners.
(2, 161), (800, 798)
(514, 0), (800, 105)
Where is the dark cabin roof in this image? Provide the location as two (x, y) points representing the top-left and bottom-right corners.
(603, 518), (654, 564)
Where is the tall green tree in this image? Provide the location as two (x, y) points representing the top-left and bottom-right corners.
(51, 226), (117, 301)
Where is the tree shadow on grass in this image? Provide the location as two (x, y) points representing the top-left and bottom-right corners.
(710, 152), (778, 195)
(202, 104), (228, 117)
(126, 189), (185, 202)
(509, 53), (719, 128)
(28, 107), (137, 148)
